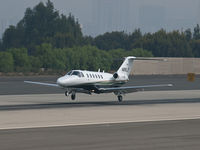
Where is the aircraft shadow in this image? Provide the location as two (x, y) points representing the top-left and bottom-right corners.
(0, 98), (200, 111)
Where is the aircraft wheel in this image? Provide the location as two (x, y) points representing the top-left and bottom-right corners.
(65, 91), (69, 96)
(118, 95), (123, 102)
(71, 94), (76, 100)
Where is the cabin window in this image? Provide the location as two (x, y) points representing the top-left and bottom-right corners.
(90, 74), (92, 78)
(98, 75), (100, 78)
(80, 72), (84, 77)
(101, 75), (103, 79)
(86, 74), (89, 78)
(95, 74), (98, 78)
(92, 74), (95, 78)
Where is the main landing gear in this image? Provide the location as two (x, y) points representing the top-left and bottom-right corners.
(114, 92), (124, 102)
(71, 93), (76, 100)
(117, 95), (123, 102)
(65, 91), (76, 100)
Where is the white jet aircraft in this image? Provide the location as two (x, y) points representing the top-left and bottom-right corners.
(25, 56), (172, 102)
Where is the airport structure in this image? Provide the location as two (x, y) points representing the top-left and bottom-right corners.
(131, 57), (200, 75)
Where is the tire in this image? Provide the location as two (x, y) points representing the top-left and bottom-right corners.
(71, 94), (76, 100)
(118, 95), (123, 102)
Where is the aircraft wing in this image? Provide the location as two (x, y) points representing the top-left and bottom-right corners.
(99, 84), (173, 93)
(24, 81), (59, 87)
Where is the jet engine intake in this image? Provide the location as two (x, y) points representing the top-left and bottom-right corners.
(113, 72), (119, 79)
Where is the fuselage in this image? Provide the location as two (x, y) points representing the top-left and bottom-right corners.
(24, 56), (173, 102)
(56, 70), (128, 91)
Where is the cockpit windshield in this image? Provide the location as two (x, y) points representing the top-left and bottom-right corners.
(71, 71), (81, 77)
(66, 71), (72, 75)
(66, 70), (84, 77)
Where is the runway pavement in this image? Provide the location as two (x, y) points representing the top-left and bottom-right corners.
(0, 119), (200, 150)
(0, 90), (200, 129)
(0, 75), (200, 149)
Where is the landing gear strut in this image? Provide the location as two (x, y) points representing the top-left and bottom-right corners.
(118, 95), (123, 102)
(65, 91), (76, 100)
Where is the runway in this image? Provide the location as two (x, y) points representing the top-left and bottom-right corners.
(0, 90), (200, 130)
(0, 75), (200, 149)
(0, 94), (200, 150)
(0, 119), (199, 150)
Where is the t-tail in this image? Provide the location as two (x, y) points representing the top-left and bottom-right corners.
(113, 56), (136, 80)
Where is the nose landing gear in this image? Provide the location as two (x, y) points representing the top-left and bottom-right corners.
(65, 91), (76, 100)
(65, 91), (69, 96)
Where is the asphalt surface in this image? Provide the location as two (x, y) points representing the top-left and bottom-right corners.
(0, 91), (200, 130)
(0, 75), (199, 95)
(0, 75), (200, 150)
(0, 97), (200, 111)
(0, 119), (200, 150)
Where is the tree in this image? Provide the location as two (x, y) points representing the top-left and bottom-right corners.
(190, 40), (200, 57)
(2, 0), (83, 53)
(94, 31), (129, 50)
(82, 36), (94, 45)
(128, 48), (153, 57)
(62, 45), (112, 71)
(184, 28), (192, 41)
(139, 29), (193, 57)
(0, 52), (14, 72)
(35, 43), (66, 70)
(0, 40), (2, 51)
(2, 25), (24, 49)
(8, 48), (31, 72)
(167, 31), (193, 57)
(29, 56), (42, 72)
(193, 24), (200, 40)
(128, 29), (142, 49)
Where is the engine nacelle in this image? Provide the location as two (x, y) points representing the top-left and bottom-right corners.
(113, 72), (119, 79)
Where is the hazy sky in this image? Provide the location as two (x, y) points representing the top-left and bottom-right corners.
(0, 0), (200, 37)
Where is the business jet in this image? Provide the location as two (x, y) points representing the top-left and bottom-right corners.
(24, 56), (172, 102)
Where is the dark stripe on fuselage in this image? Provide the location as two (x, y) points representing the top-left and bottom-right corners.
(63, 80), (127, 93)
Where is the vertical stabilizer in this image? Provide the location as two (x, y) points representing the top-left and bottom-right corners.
(117, 56), (136, 76)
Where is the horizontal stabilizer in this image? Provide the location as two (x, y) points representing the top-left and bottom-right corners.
(135, 57), (167, 61)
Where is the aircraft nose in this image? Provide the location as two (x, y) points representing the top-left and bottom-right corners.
(57, 76), (73, 87)
(57, 77), (63, 85)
